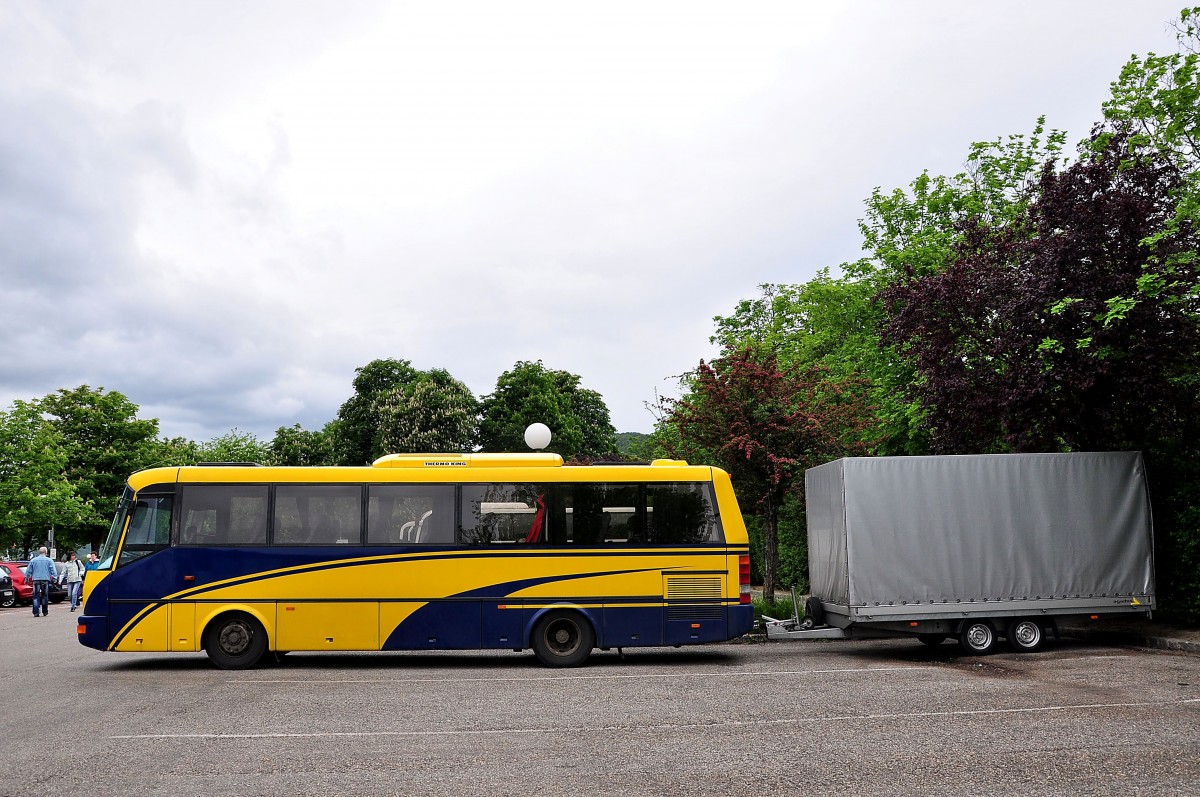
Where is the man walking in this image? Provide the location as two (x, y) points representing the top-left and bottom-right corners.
(27, 546), (57, 617)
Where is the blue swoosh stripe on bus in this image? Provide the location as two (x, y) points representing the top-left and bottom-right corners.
(450, 567), (660, 599)
(168, 548), (727, 600)
(108, 563), (718, 651)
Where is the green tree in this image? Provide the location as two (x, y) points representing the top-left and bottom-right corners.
(329, 359), (480, 463)
(1100, 6), (1200, 331)
(376, 369), (478, 453)
(477, 361), (618, 458)
(708, 124), (1070, 458)
(637, 399), (698, 463)
(268, 424), (335, 466)
(859, 117), (1069, 283)
(695, 7), (1200, 615)
(1103, 7), (1199, 174)
(151, 436), (203, 466)
(197, 428), (270, 464)
(659, 349), (877, 598)
(881, 131), (1200, 454)
(1094, 7), (1200, 619)
(0, 400), (88, 556)
(615, 432), (649, 457)
(712, 278), (927, 456)
(39, 386), (160, 552)
(331, 359), (422, 465)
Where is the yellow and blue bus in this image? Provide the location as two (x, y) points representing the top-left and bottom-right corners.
(78, 453), (754, 669)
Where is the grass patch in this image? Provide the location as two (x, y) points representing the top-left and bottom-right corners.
(752, 594), (797, 624)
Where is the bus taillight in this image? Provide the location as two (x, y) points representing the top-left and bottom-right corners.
(739, 555), (751, 604)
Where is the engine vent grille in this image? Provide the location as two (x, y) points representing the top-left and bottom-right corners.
(665, 576), (722, 602)
(667, 605), (724, 621)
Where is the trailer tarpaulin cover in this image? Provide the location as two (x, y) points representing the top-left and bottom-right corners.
(805, 452), (1154, 608)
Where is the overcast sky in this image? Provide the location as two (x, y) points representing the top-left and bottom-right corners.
(0, 1), (1188, 442)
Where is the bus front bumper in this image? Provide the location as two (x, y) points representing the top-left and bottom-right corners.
(77, 614), (109, 651)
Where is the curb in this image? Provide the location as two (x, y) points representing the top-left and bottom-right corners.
(1058, 628), (1200, 655)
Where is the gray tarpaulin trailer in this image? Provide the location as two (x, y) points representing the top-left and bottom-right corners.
(764, 452), (1155, 653)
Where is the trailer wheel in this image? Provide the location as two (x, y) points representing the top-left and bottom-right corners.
(917, 633), (948, 646)
(959, 620), (996, 655)
(1007, 619), (1044, 652)
(804, 596), (825, 626)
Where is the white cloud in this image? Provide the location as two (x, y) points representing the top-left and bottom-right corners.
(0, 0), (1188, 440)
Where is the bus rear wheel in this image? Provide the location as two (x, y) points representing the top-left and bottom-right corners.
(205, 612), (267, 670)
(531, 610), (594, 668)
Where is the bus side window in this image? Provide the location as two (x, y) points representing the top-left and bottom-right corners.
(460, 484), (543, 544)
(644, 484), (722, 544)
(179, 509), (214, 544)
(178, 485), (268, 546)
(275, 485), (361, 545)
(367, 485), (455, 545)
(562, 485), (605, 545)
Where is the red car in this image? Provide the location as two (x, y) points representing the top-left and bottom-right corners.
(0, 562), (67, 608)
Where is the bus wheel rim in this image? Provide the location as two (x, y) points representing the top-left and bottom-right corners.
(219, 620), (253, 656)
(546, 619), (580, 656)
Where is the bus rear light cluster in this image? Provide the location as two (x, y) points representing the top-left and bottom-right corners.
(739, 555), (751, 604)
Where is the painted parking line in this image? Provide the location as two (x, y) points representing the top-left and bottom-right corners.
(110, 697), (1200, 740)
(230, 665), (934, 685)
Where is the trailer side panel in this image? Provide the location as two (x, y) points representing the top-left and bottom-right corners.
(808, 453), (1154, 618)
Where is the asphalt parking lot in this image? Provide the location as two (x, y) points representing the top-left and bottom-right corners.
(2, 607), (1197, 797)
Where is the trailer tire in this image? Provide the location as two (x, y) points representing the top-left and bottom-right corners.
(804, 596), (825, 626)
(959, 620), (996, 655)
(1007, 618), (1044, 652)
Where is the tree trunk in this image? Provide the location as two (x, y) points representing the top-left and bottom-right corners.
(761, 508), (779, 600)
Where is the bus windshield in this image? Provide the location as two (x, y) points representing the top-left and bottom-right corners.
(97, 486), (133, 569)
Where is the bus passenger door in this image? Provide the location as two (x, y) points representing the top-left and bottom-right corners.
(108, 494), (174, 652)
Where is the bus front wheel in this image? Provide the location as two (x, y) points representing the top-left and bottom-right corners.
(531, 610), (594, 668)
(204, 612), (267, 670)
